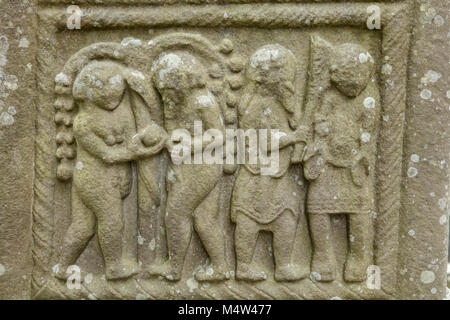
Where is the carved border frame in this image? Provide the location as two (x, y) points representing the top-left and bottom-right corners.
(33, 1), (412, 299)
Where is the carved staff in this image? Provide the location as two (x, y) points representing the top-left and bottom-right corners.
(292, 35), (332, 164)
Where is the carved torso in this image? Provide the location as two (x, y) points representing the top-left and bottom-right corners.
(307, 84), (380, 214)
(163, 88), (223, 136)
(232, 92), (300, 224)
(238, 92), (293, 176)
(72, 94), (136, 198)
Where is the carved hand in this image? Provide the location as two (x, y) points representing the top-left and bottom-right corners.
(304, 151), (326, 181)
(129, 129), (168, 159)
(102, 149), (133, 164)
(314, 121), (330, 138)
(139, 124), (169, 148)
(351, 156), (370, 184)
(293, 125), (309, 143)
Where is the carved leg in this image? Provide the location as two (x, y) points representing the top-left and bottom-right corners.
(193, 185), (228, 281)
(161, 188), (195, 281)
(235, 214), (266, 281)
(144, 198), (194, 281)
(309, 213), (336, 282)
(344, 213), (370, 282)
(144, 165), (221, 281)
(273, 210), (307, 281)
(94, 189), (139, 280)
(56, 190), (96, 280)
(155, 165), (222, 281)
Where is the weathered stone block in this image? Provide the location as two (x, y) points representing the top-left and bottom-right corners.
(0, 0), (448, 300)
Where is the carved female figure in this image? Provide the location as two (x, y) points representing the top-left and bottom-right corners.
(231, 44), (308, 281)
(56, 60), (166, 280)
(304, 43), (380, 282)
(147, 52), (228, 281)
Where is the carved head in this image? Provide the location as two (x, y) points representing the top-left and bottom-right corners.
(73, 60), (126, 110)
(330, 43), (375, 98)
(151, 52), (207, 105)
(248, 44), (296, 93)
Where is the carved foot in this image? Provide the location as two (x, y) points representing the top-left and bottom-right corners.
(275, 264), (308, 281)
(236, 263), (267, 281)
(106, 260), (140, 280)
(311, 256), (336, 282)
(143, 262), (167, 277)
(144, 261), (181, 281)
(344, 255), (368, 282)
(53, 265), (70, 281)
(163, 267), (182, 281)
(195, 264), (229, 282)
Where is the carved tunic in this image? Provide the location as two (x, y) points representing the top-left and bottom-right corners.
(306, 85), (379, 214)
(232, 94), (300, 224)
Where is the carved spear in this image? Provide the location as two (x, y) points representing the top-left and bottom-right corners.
(291, 35), (332, 164)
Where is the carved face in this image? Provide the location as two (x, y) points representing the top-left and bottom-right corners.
(73, 60), (126, 111)
(152, 52), (206, 105)
(248, 44), (296, 90)
(330, 43), (375, 98)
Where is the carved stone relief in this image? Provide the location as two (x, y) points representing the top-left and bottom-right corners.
(19, 0), (446, 300)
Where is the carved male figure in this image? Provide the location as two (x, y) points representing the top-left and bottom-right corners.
(147, 52), (228, 281)
(56, 61), (167, 280)
(304, 43), (380, 282)
(231, 44), (307, 281)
